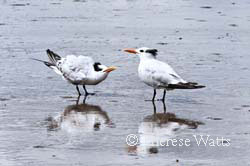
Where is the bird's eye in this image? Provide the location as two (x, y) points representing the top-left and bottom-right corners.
(140, 50), (144, 53)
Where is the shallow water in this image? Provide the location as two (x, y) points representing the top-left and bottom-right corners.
(1, 0), (250, 165)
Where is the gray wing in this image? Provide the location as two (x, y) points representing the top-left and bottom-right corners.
(58, 55), (94, 82)
(143, 60), (187, 87)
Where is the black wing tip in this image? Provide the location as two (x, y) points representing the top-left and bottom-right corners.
(195, 85), (206, 89)
(46, 49), (61, 58)
(188, 82), (198, 85)
(168, 83), (206, 89)
(46, 49), (52, 54)
(43, 61), (53, 67)
(30, 58), (53, 67)
(187, 82), (205, 89)
(47, 49), (57, 55)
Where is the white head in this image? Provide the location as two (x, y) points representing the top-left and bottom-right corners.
(124, 47), (158, 60)
(92, 62), (116, 83)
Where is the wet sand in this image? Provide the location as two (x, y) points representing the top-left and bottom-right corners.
(0, 0), (250, 165)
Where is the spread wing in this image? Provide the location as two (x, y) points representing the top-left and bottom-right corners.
(58, 55), (95, 82)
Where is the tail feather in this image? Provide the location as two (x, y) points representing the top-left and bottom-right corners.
(46, 49), (61, 65)
(30, 58), (54, 67)
(31, 58), (62, 75)
(168, 82), (205, 89)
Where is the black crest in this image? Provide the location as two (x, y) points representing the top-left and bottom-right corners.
(146, 49), (158, 56)
(93, 62), (102, 71)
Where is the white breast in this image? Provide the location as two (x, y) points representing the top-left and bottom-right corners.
(138, 61), (159, 88)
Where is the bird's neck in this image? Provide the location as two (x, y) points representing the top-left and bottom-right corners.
(139, 57), (156, 65)
(139, 54), (156, 61)
(94, 72), (108, 81)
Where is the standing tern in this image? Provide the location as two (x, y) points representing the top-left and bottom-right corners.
(124, 47), (205, 101)
(32, 49), (116, 96)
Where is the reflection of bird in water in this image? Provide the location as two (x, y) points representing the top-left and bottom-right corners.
(48, 102), (112, 134)
(128, 101), (203, 155)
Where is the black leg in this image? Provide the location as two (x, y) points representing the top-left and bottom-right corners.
(152, 100), (156, 114)
(76, 95), (80, 105)
(162, 100), (167, 113)
(83, 85), (88, 95)
(82, 85), (95, 96)
(162, 89), (166, 102)
(152, 89), (156, 101)
(76, 85), (81, 96)
(83, 95), (87, 103)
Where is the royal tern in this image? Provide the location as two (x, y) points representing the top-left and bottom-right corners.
(33, 49), (116, 96)
(124, 47), (205, 101)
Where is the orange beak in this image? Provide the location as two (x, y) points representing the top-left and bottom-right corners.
(124, 49), (137, 54)
(103, 66), (117, 73)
